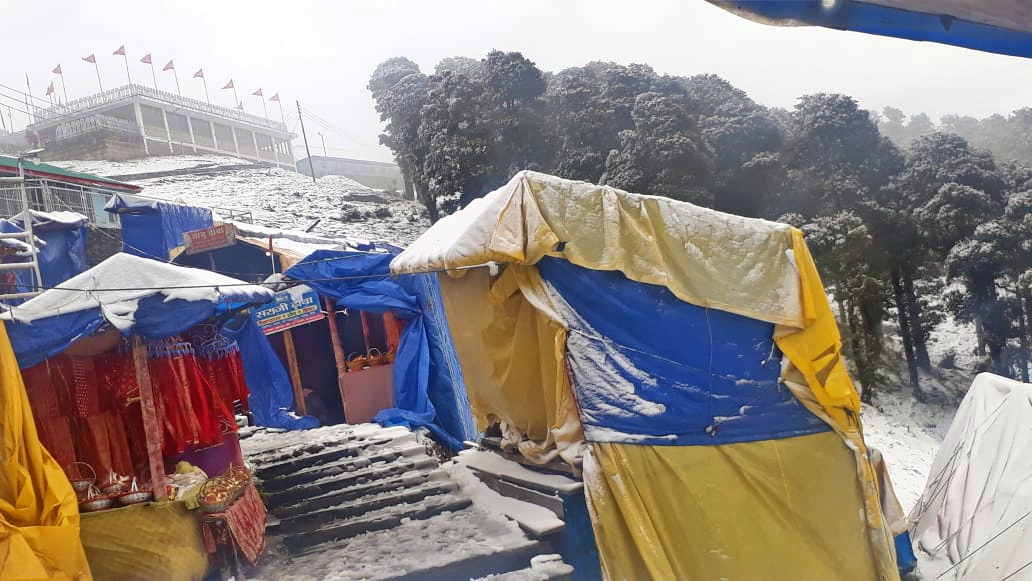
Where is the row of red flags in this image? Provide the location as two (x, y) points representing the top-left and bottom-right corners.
(46, 46), (278, 101)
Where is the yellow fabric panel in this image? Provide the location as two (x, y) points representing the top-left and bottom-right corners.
(392, 171), (805, 328)
(584, 433), (880, 581)
(79, 501), (208, 581)
(0, 321), (92, 580)
(774, 229), (900, 581)
(437, 266), (583, 464)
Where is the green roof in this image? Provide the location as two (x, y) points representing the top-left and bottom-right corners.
(0, 155), (140, 191)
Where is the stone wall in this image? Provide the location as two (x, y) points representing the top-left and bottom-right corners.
(40, 129), (147, 162)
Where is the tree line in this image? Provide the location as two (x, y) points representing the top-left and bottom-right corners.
(369, 51), (1032, 398)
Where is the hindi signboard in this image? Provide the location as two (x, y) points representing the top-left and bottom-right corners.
(252, 285), (325, 335)
(183, 223), (237, 255)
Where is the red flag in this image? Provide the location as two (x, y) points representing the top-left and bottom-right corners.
(252, 88), (263, 97)
(140, 54), (152, 64)
(82, 54), (96, 64)
(193, 69), (204, 79)
(162, 60), (175, 71)
(51, 64), (62, 75)
(113, 45), (126, 56)
(222, 79), (234, 90)
(269, 93), (279, 102)
(45, 82), (54, 96)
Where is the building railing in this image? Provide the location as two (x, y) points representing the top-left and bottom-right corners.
(31, 84), (289, 134)
(54, 114), (138, 140)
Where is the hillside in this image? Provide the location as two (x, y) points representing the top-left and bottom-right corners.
(62, 155), (430, 245)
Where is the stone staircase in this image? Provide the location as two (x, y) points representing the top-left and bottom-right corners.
(241, 424), (573, 580)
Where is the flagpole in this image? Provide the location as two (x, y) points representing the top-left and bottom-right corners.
(24, 75), (34, 122)
(277, 99), (285, 123)
(59, 71), (68, 104)
(94, 62), (103, 92)
(233, 86), (239, 108)
(122, 54), (132, 85)
(261, 97), (268, 119)
(172, 69), (181, 95)
(202, 77), (210, 103)
(149, 62), (157, 89)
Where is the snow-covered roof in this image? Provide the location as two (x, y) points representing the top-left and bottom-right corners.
(10, 209), (89, 230)
(1, 252), (272, 330)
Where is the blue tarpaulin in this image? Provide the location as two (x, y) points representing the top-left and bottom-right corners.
(222, 315), (319, 430)
(105, 194), (213, 261)
(538, 256), (830, 446)
(285, 250), (476, 450)
(0, 212), (89, 306)
(710, 1), (1032, 59)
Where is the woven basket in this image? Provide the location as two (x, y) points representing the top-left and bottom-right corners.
(68, 462), (96, 494)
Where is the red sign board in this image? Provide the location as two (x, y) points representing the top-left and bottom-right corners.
(183, 223), (237, 255)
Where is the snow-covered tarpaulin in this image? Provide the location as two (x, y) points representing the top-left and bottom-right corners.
(910, 373), (1032, 580)
(105, 194), (213, 261)
(709, 0), (1032, 59)
(0, 253), (273, 367)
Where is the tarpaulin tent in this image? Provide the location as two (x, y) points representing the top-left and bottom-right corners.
(0, 253), (317, 432)
(1, 253), (272, 367)
(708, 0), (1032, 59)
(105, 194), (213, 261)
(910, 373), (1032, 580)
(391, 171), (905, 580)
(0, 319), (92, 579)
(0, 211), (89, 306)
(285, 249), (476, 450)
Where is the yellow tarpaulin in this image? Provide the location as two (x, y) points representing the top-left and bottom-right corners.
(0, 320), (91, 580)
(584, 433), (879, 580)
(79, 501), (208, 581)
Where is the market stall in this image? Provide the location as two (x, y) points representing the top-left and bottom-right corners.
(1, 252), (275, 579)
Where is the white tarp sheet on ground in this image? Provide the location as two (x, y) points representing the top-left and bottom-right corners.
(910, 373), (1032, 580)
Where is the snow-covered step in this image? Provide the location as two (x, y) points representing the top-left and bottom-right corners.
(275, 480), (459, 536)
(259, 445), (433, 493)
(281, 492), (474, 552)
(264, 455), (439, 509)
(271, 468), (444, 517)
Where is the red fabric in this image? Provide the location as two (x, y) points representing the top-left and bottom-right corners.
(203, 484), (267, 566)
(36, 416), (77, 475)
(198, 353), (250, 414)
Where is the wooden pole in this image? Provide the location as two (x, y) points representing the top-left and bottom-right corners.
(131, 336), (168, 501)
(324, 296), (348, 420)
(359, 312), (372, 355)
(281, 329), (307, 415)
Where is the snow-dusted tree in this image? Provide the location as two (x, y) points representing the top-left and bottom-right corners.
(601, 91), (715, 204)
(546, 62), (659, 182)
(368, 58), (433, 218)
(417, 69), (491, 222)
(680, 74), (786, 217)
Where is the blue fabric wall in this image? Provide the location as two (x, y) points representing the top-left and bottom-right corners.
(538, 257), (829, 446)
(0, 217), (88, 305)
(221, 316), (319, 431)
(285, 250), (476, 450)
(106, 195), (213, 261)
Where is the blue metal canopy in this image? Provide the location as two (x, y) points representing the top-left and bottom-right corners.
(709, 1), (1032, 58)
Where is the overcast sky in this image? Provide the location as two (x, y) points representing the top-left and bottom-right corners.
(5, 0), (1032, 163)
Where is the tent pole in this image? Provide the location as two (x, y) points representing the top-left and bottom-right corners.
(281, 329), (307, 415)
(324, 296), (348, 421)
(132, 335), (168, 501)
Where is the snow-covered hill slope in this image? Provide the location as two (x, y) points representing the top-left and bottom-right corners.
(63, 155), (430, 245)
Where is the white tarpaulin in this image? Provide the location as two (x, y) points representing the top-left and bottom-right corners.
(910, 373), (1032, 580)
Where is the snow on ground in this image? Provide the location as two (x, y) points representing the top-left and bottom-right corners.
(860, 315), (977, 514)
(62, 155), (430, 245)
(260, 506), (536, 581)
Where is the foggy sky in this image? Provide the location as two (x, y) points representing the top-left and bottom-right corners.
(5, 0), (1032, 163)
